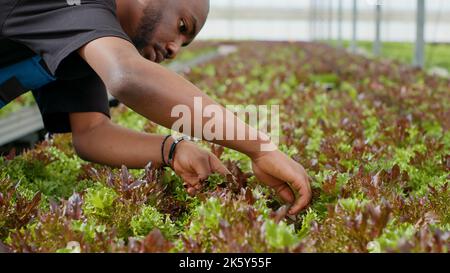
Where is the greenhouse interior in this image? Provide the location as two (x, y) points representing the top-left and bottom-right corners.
(0, 0), (448, 256)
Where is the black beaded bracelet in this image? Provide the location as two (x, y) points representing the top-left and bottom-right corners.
(161, 135), (172, 167)
(168, 137), (187, 167)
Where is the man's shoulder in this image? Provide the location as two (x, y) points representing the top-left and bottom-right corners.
(2, 0), (128, 76)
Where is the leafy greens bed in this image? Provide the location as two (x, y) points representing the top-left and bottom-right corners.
(0, 41), (449, 253)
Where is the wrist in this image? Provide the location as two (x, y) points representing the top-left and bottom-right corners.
(168, 136), (188, 168)
(243, 132), (278, 160)
(161, 135), (175, 168)
(246, 145), (278, 161)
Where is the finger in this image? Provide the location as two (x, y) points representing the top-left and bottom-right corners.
(187, 187), (197, 196)
(192, 156), (212, 181)
(209, 155), (232, 176)
(274, 183), (296, 205)
(288, 175), (312, 215)
(182, 180), (198, 196)
(181, 173), (202, 187)
(262, 162), (311, 215)
(194, 183), (202, 191)
(252, 163), (295, 204)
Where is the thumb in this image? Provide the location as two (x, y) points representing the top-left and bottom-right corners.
(209, 154), (232, 176)
(191, 157), (211, 182)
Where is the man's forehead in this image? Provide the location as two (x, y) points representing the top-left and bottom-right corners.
(140, 0), (209, 28)
(183, 0), (209, 28)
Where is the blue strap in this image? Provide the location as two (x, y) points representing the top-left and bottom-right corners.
(0, 55), (56, 90)
(0, 55), (56, 109)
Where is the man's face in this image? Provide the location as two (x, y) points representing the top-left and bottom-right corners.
(132, 0), (209, 63)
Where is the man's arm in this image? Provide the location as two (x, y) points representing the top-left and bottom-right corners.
(78, 37), (311, 215)
(70, 112), (168, 168)
(78, 37), (267, 157)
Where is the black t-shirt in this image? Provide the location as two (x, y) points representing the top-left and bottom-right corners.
(0, 0), (132, 133)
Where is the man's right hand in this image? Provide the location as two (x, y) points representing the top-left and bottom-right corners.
(250, 149), (312, 215)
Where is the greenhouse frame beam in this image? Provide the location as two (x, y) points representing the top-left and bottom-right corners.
(337, 0), (343, 47)
(414, 0), (426, 68)
(328, 0), (333, 42)
(351, 0), (358, 53)
(374, 3), (382, 56)
(310, 0), (317, 41)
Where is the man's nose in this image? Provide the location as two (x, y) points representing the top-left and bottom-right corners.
(165, 41), (182, 59)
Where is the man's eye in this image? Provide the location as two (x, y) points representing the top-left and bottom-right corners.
(179, 20), (187, 33)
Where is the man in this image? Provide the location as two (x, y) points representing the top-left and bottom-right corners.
(0, 0), (311, 215)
